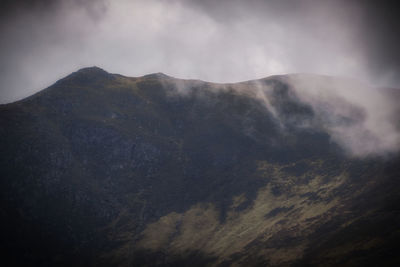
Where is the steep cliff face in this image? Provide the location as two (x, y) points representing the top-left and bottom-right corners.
(0, 67), (399, 266)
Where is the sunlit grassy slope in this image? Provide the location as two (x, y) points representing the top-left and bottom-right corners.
(0, 67), (399, 266)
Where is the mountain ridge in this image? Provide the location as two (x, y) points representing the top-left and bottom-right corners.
(7, 66), (395, 107)
(0, 67), (399, 266)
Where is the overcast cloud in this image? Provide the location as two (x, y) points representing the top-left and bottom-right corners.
(0, 0), (399, 103)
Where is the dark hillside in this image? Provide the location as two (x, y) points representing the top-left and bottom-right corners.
(0, 67), (399, 266)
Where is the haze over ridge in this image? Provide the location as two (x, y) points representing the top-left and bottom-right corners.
(1, 0), (400, 103)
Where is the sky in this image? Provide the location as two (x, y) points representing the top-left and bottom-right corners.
(0, 0), (400, 103)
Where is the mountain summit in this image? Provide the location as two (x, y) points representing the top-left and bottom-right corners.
(1, 68), (399, 266)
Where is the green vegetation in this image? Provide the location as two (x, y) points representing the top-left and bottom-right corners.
(0, 67), (399, 266)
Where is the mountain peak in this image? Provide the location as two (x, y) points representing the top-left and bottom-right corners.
(76, 66), (108, 74)
(1, 67), (400, 266)
(142, 72), (171, 79)
(52, 66), (113, 87)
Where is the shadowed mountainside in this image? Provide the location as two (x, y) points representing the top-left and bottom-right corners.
(0, 67), (399, 266)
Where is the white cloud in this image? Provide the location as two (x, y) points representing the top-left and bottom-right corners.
(0, 0), (375, 103)
(285, 74), (400, 156)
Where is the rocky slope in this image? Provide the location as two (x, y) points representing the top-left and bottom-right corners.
(0, 67), (399, 266)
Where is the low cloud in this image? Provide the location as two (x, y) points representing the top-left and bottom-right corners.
(1, 0), (399, 103)
(1, 0), (398, 156)
(283, 75), (400, 157)
(159, 72), (400, 157)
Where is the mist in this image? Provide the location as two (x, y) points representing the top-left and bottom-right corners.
(1, 0), (399, 104)
(283, 75), (400, 157)
(232, 74), (400, 157)
(1, 0), (399, 156)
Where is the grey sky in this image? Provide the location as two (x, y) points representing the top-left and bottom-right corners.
(0, 0), (399, 103)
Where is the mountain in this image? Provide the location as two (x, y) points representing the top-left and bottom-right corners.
(0, 67), (399, 266)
